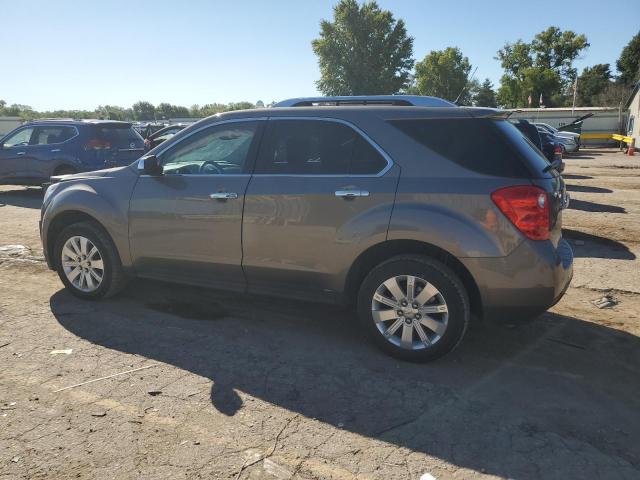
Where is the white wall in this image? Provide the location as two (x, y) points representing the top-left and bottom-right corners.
(509, 107), (623, 146)
(0, 117), (22, 136)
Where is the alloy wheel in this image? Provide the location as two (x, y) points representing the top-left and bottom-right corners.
(61, 236), (104, 293)
(371, 275), (449, 350)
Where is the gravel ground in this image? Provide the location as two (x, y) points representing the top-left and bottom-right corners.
(1, 148), (639, 479)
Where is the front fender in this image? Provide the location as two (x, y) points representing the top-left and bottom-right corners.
(42, 176), (136, 268)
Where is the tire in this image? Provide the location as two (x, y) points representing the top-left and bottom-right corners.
(357, 255), (470, 362)
(53, 221), (127, 300)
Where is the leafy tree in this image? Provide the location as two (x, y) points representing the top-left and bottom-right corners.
(576, 64), (611, 106)
(312, 0), (414, 95)
(592, 82), (633, 107)
(496, 27), (588, 108)
(474, 79), (497, 107)
(617, 31), (640, 85)
(95, 105), (130, 120)
(132, 101), (156, 121)
(413, 47), (472, 103)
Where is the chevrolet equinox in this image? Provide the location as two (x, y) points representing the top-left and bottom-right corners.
(40, 95), (573, 361)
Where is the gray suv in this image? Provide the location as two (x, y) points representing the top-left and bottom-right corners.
(40, 96), (573, 361)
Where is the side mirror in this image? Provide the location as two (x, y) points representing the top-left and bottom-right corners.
(138, 155), (163, 176)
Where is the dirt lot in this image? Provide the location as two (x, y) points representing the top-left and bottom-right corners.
(1, 148), (639, 480)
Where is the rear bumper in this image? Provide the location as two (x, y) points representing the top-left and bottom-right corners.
(461, 237), (573, 321)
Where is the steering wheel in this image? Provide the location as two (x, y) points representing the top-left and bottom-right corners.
(199, 161), (223, 175)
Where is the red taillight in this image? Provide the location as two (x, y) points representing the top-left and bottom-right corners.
(84, 138), (111, 150)
(491, 186), (550, 240)
(554, 145), (562, 154)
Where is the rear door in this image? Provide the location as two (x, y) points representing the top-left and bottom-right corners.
(30, 126), (79, 179)
(92, 124), (145, 167)
(129, 119), (264, 290)
(0, 127), (36, 182)
(242, 118), (398, 300)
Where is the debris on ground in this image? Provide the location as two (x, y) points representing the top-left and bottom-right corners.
(50, 349), (73, 355)
(53, 364), (157, 392)
(147, 390), (162, 396)
(0, 244), (45, 265)
(592, 294), (619, 309)
(91, 411), (107, 417)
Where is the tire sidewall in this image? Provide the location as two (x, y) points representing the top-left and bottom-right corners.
(53, 223), (114, 300)
(357, 257), (469, 362)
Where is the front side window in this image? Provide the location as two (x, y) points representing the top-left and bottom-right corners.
(3, 127), (35, 148)
(255, 119), (387, 175)
(161, 122), (259, 175)
(33, 126), (77, 145)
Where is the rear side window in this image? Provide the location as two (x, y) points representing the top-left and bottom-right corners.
(94, 125), (143, 147)
(390, 118), (530, 177)
(33, 126), (77, 145)
(255, 119), (387, 175)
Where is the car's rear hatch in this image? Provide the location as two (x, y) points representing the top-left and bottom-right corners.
(88, 123), (145, 167)
(493, 119), (569, 245)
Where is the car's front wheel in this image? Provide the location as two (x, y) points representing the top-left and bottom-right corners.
(357, 255), (470, 362)
(53, 221), (126, 300)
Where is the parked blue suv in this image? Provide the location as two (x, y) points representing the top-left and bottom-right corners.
(0, 120), (145, 186)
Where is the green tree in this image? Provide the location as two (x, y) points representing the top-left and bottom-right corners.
(617, 31), (640, 85)
(496, 27), (588, 108)
(312, 0), (414, 95)
(132, 101), (156, 121)
(413, 47), (472, 103)
(576, 64), (611, 106)
(474, 79), (497, 107)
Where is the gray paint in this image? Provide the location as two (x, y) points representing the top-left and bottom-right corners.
(41, 105), (573, 318)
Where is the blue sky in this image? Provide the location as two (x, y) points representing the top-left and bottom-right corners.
(1, 0), (637, 110)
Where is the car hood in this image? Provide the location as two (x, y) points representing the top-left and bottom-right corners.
(50, 165), (135, 184)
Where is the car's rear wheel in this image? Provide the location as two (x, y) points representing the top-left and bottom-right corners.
(357, 255), (470, 362)
(53, 222), (126, 300)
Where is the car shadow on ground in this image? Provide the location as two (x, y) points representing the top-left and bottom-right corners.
(0, 187), (43, 209)
(568, 199), (626, 214)
(563, 228), (636, 260)
(50, 280), (640, 477)
(566, 184), (613, 194)
(562, 174), (593, 180)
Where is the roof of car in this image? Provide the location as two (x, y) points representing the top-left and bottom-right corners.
(25, 119), (133, 126)
(205, 105), (505, 124)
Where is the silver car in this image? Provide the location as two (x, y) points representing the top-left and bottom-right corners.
(535, 123), (580, 153)
(41, 96), (573, 362)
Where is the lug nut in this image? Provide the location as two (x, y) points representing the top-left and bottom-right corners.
(397, 310), (404, 316)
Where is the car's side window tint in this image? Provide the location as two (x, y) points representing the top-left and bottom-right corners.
(3, 128), (35, 148)
(33, 126), (77, 145)
(255, 120), (387, 175)
(255, 120), (354, 175)
(160, 122), (258, 175)
(350, 135), (388, 174)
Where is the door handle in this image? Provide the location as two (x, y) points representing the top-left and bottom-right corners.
(16, 151), (26, 156)
(50, 149), (61, 153)
(335, 189), (369, 199)
(209, 192), (238, 200)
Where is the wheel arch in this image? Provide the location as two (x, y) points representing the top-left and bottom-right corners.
(46, 210), (120, 269)
(344, 239), (482, 319)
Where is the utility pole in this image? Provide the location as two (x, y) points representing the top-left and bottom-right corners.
(571, 77), (578, 116)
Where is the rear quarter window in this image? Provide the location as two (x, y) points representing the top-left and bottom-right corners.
(389, 118), (530, 178)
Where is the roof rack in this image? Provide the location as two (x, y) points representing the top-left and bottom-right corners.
(273, 95), (456, 108)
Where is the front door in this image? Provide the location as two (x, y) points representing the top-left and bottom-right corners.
(129, 120), (264, 291)
(0, 127), (36, 183)
(242, 118), (399, 300)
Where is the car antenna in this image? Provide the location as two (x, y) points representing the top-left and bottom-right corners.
(454, 66), (478, 106)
